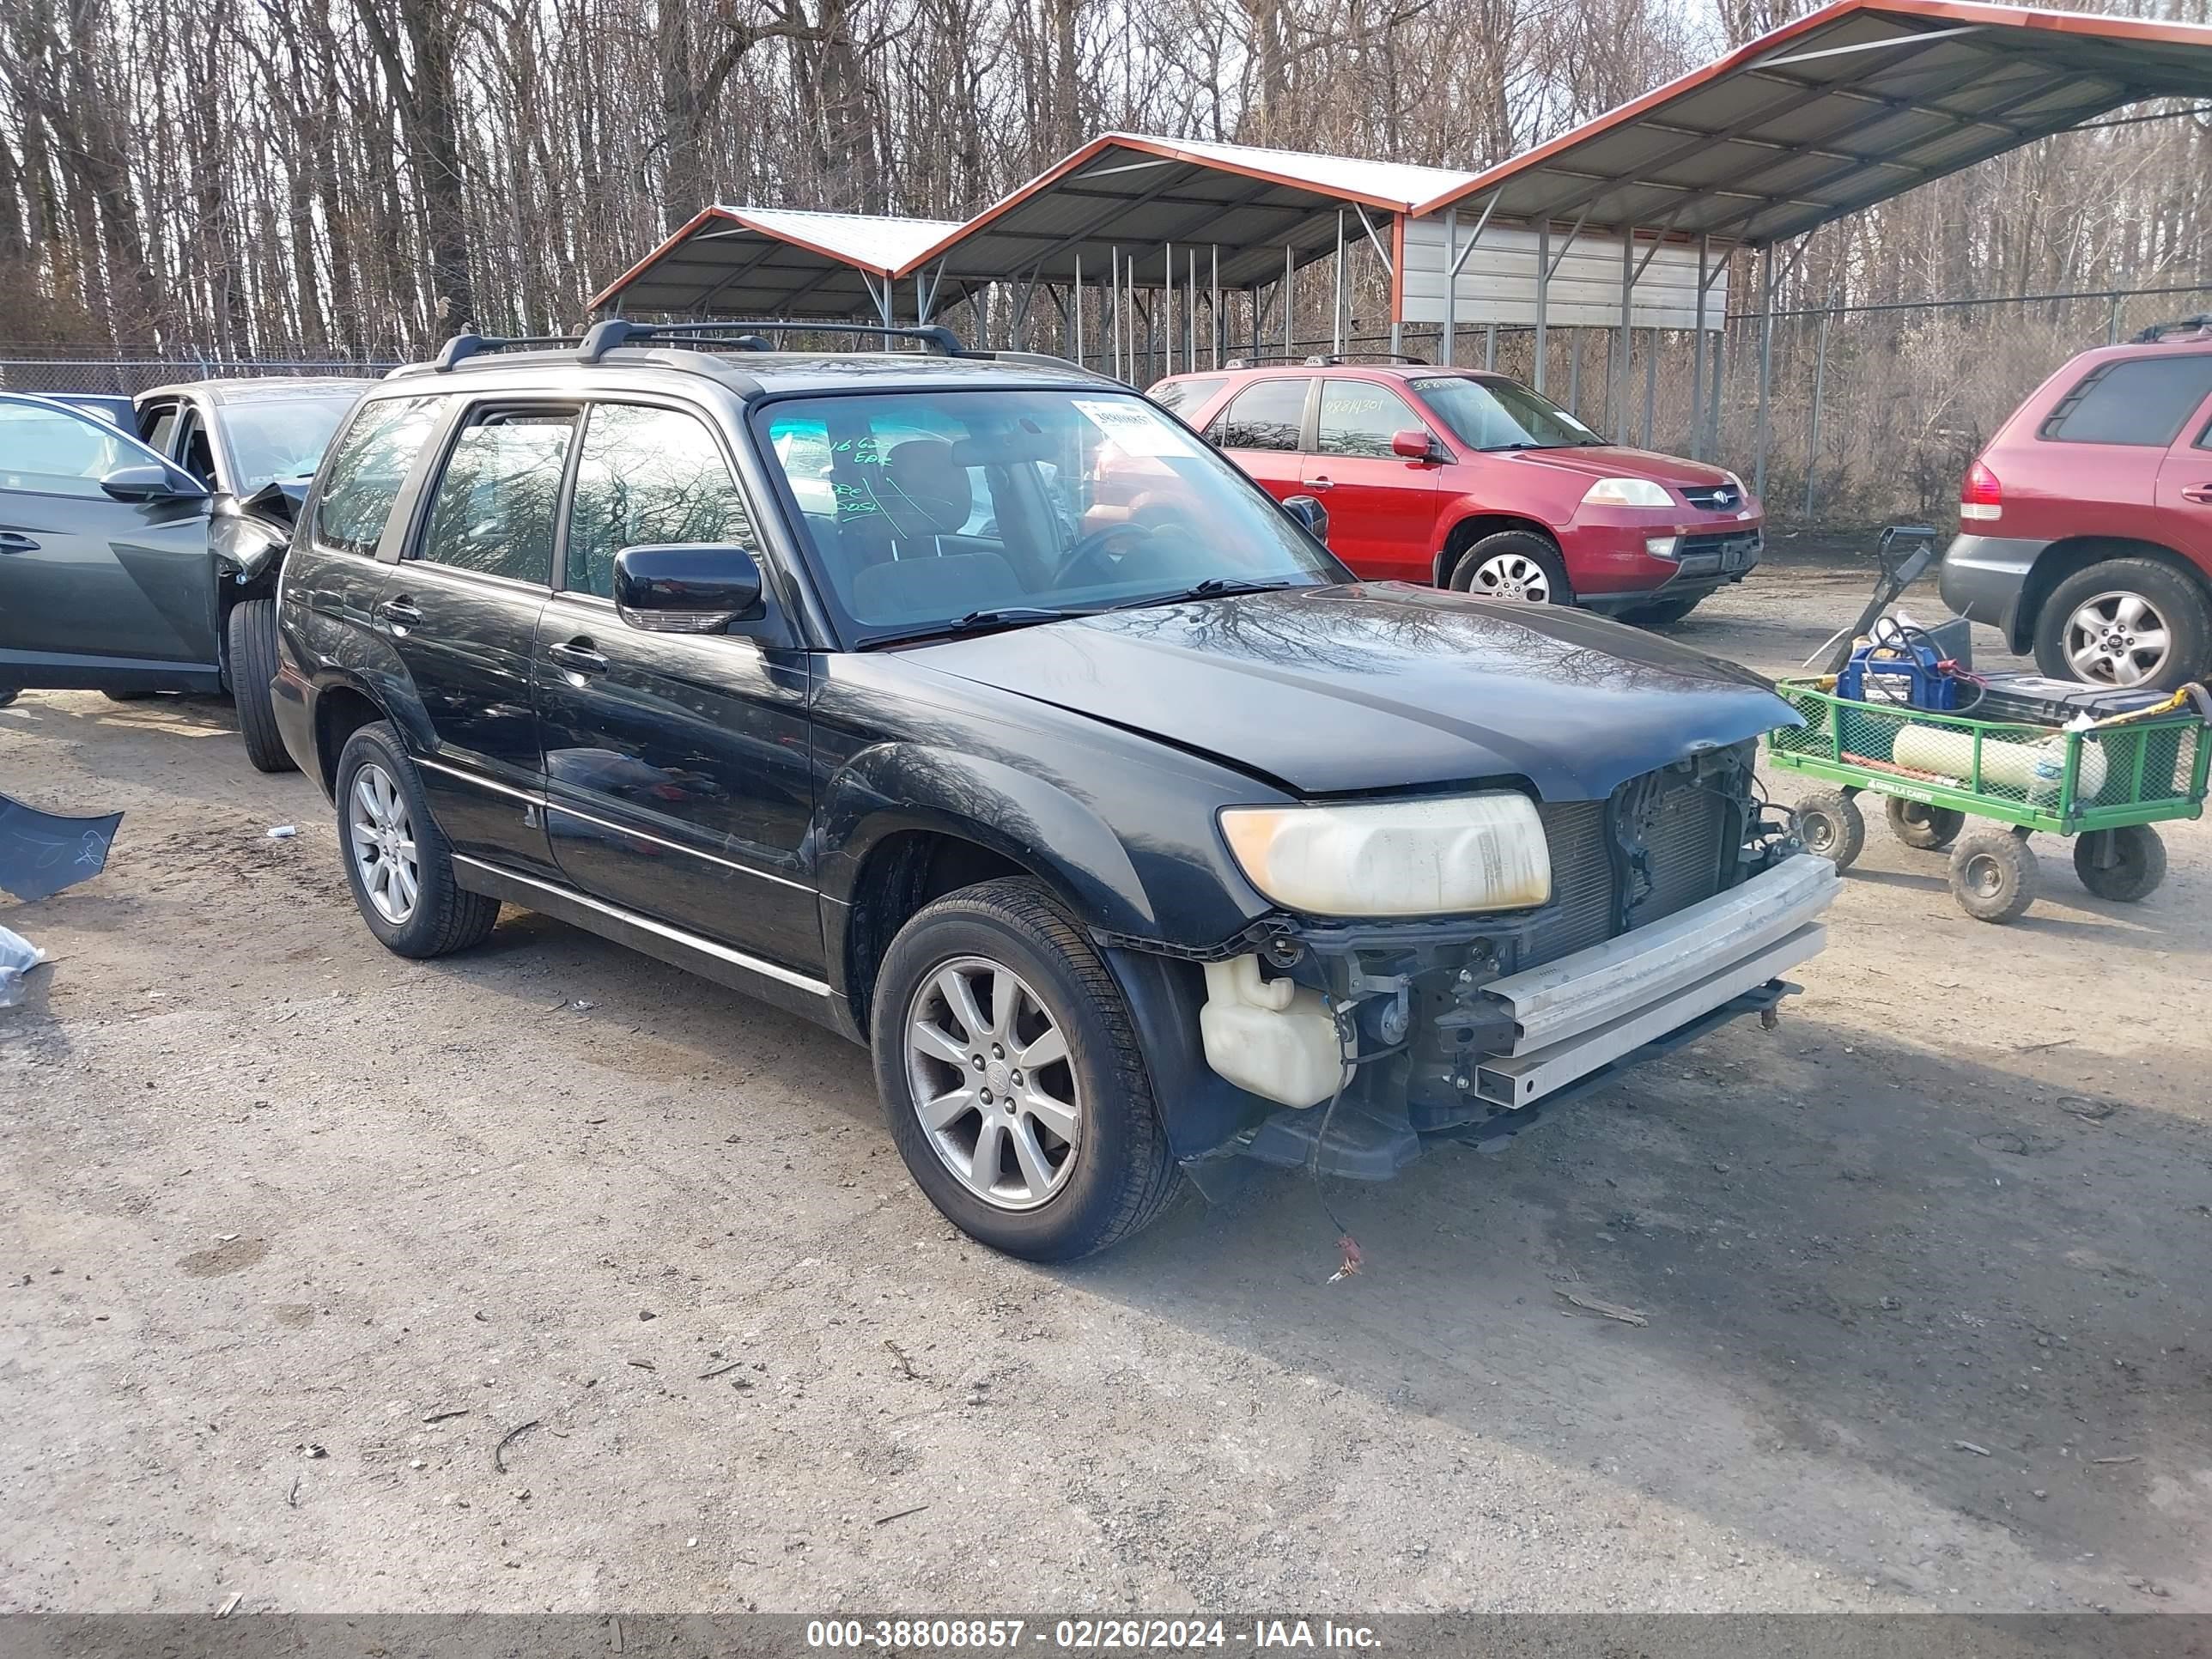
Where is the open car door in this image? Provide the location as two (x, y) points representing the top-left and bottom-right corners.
(0, 393), (222, 697)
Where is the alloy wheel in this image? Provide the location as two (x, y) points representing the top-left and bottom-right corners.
(2063, 590), (2170, 687)
(1471, 551), (1553, 603)
(348, 762), (420, 925)
(904, 956), (1080, 1211)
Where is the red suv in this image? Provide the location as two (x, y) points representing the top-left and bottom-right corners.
(1940, 318), (2212, 690)
(1152, 359), (1763, 623)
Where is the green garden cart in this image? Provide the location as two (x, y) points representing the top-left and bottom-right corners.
(1766, 680), (2209, 923)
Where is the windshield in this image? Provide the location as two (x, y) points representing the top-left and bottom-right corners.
(1412, 375), (1606, 451)
(221, 392), (362, 492)
(757, 387), (1345, 644)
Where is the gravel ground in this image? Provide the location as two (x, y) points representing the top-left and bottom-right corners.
(3, 556), (2207, 1616)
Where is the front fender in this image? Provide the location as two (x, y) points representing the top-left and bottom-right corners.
(817, 742), (1162, 938)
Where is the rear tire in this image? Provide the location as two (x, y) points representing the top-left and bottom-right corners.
(1795, 787), (1865, 871)
(2072, 824), (2165, 902)
(1949, 828), (2039, 923)
(1886, 797), (1965, 852)
(2033, 558), (2212, 692)
(334, 720), (499, 958)
(1449, 531), (1571, 605)
(226, 598), (295, 773)
(0, 688), (16, 708)
(871, 876), (1182, 1261)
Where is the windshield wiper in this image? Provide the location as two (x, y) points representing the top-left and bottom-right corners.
(1111, 576), (1295, 610)
(859, 606), (1079, 649)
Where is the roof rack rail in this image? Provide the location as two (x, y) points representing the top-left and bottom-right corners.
(433, 333), (586, 371)
(574, 319), (973, 364)
(2131, 313), (2212, 344)
(1301, 351), (1430, 367)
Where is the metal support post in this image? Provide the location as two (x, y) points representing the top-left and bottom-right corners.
(1691, 234), (1709, 458)
(1534, 221), (1550, 392)
(1753, 242), (1776, 499)
(1805, 299), (1832, 517)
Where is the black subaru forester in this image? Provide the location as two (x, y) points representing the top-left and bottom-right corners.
(272, 322), (1835, 1260)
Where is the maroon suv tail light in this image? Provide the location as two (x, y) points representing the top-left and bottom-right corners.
(1960, 460), (2002, 522)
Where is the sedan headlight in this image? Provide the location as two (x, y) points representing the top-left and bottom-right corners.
(1582, 477), (1674, 508)
(1218, 793), (1552, 918)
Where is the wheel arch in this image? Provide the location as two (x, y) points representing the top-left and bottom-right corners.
(1432, 512), (1565, 589)
(2015, 537), (2209, 655)
(311, 677), (391, 797)
(819, 745), (1170, 1032)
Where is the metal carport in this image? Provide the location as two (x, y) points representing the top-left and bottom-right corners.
(1413, 0), (2212, 477)
(896, 133), (1483, 379)
(590, 206), (969, 323)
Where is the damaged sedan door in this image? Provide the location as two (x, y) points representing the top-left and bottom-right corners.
(0, 393), (221, 695)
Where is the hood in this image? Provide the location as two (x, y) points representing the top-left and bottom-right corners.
(1497, 444), (1738, 490)
(904, 583), (1796, 799)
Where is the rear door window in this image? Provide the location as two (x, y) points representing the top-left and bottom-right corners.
(1206, 379), (1310, 452)
(1317, 380), (1425, 458)
(416, 408), (575, 586)
(1151, 376), (1225, 417)
(2039, 356), (2212, 446)
(313, 395), (449, 556)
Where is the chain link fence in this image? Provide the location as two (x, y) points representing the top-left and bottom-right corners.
(0, 346), (399, 398)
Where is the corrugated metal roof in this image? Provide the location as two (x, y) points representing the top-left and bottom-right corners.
(899, 132), (1481, 290)
(1421, 0), (2212, 246)
(591, 206), (965, 314)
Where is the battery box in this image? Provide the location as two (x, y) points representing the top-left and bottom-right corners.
(1971, 674), (2172, 727)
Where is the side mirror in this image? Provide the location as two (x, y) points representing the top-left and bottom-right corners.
(101, 464), (208, 505)
(613, 544), (765, 634)
(1281, 495), (1329, 542)
(1392, 428), (1439, 462)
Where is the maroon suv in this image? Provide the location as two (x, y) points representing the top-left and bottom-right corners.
(1152, 359), (1763, 623)
(1940, 318), (2212, 690)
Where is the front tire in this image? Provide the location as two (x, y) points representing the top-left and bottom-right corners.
(1949, 828), (2039, 923)
(871, 877), (1181, 1261)
(2073, 825), (2165, 902)
(1449, 531), (1571, 605)
(226, 598), (295, 773)
(334, 720), (499, 958)
(1795, 787), (1865, 870)
(2033, 558), (2212, 691)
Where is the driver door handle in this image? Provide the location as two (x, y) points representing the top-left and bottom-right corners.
(0, 532), (39, 554)
(375, 594), (422, 629)
(548, 638), (610, 676)
(2182, 483), (2212, 505)
(1305, 477), (1334, 491)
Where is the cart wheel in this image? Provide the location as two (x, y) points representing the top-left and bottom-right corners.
(1887, 797), (1965, 852)
(1795, 788), (1865, 871)
(2072, 825), (2166, 903)
(1949, 828), (2039, 924)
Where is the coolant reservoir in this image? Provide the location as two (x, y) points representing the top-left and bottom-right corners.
(1200, 955), (1352, 1109)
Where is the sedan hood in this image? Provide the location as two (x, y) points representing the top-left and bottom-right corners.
(904, 583), (1796, 799)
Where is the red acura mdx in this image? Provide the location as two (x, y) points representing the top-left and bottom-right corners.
(1152, 359), (1763, 624)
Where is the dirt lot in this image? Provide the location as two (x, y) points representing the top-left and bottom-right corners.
(3, 556), (2208, 1616)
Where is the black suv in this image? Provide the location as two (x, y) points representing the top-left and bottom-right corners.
(272, 323), (1835, 1260)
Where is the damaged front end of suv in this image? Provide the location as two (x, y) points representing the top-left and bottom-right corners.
(1192, 738), (1833, 1181)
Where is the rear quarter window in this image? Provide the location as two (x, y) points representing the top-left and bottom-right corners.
(313, 395), (448, 556)
(1150, 376), (1225, 417)
(2038, 355), (2212, 447)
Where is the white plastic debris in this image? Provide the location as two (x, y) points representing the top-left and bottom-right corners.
(267, 824), (298, 840)
(0, 922), (46, 1007)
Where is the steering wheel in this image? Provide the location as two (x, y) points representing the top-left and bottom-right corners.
(1053, 521), (1161, 588)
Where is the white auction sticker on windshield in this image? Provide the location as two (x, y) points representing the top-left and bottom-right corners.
(1074, 399), (1202, 458)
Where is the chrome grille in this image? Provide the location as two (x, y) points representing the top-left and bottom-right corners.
(1679, 483), (1741, 511)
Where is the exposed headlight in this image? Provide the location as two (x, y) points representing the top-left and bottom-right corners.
(1582, 477), (1674, 508)
(1218, 793), (1552, 918)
